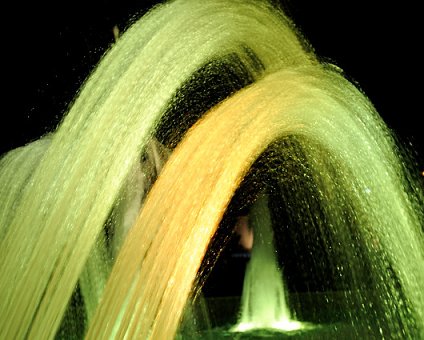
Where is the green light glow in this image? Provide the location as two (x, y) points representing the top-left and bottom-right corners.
(232, 320), (305, 333)
(230, 195), (308, 333)
(0, 0), (423, 338)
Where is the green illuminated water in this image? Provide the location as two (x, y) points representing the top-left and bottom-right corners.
(232, 194), (303, 333)
(0, 0), (423, 338)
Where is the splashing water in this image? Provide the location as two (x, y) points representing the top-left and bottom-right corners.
(86, 67), (424, 339)
(0, 1), (311, 338)
(231, 194), (304, 333)
(0, 0), (423, 339)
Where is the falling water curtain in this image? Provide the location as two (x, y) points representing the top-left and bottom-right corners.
(0, 1), (423, 339)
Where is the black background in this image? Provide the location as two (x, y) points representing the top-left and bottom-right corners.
(2, 1), (422, 167)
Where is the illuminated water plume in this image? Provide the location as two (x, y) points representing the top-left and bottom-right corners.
(0, 0), (422, 339)
(87, 67), (424, 339)
(231, 194), (304, 333)
(0, 1), (311, 338)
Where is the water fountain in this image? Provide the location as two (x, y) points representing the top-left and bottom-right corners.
(0, 0), (423, 339)
(231, 194), (304, 333)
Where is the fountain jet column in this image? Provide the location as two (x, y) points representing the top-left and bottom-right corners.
(232, 194), (302, 332)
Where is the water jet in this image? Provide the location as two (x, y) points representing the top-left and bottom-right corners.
(0, 1), (423, 339)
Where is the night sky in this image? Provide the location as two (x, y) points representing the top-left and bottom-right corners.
(2, 0), (422, 170)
